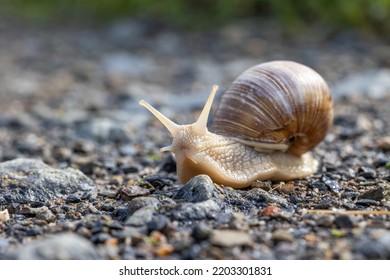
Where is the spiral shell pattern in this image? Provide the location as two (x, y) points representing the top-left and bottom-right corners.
(211, 60), (333, 156)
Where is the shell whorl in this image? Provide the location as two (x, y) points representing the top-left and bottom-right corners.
(211, 60), (333, 156)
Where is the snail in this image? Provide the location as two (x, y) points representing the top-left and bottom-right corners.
(139, 60), (333, 188)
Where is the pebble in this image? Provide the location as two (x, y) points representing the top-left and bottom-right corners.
(128, 196), (160, 216)
(209, 229), (252, 247)
(147, 215), (170, 232)
(172, 200), (221, 221)
(191, 222), (212, 240)
(2, 233), (99, 260)
(141, 175), (176, 188)
(0, 158), (96, 206)
(335, 215), (355, 229)
(315, 215), (336, 227)
(357, 166), (376, 179)
(362, 186), (384, 202)
(120, 185), (150, 200)
(272, 229), (295, 244)
(260, 205), (281, 217)
(0, 209), (10, 222)
(174, 175), (219, 203)
(244, 188), (289, 206)
(307, 181), (328, 193)
(158, 154), (176, 173)
(378, 136), (390, 150)
(91, 233), (111, 244)
(125, 205), (155, 227)
(66, 194), (82, 203)
(355, 199), (379, 206)
(321, 176), (342, 193)
(35, 206), (56, 222)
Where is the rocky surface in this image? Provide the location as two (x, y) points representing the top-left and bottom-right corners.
(0, 19), (389, 260)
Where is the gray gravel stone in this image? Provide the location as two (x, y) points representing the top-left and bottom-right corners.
(128, 196), (160, 216)
(125, 205), (155, 226)
(174, 175), (219, 203)
(0, 158), (96, 206)
(120, 185), (151, 201)
(2, 232), (99, 259)
(35, 206), (56, 222)
(209, 229), (252, 247)
(358, 186), (386, 201)
(321, 176), (342, 193)
(172, 200), (221, 221)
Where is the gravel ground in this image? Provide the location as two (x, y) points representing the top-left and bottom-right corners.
(0, 19), (390, 260)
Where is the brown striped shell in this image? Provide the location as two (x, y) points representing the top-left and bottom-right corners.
(211, 60), (333, 156)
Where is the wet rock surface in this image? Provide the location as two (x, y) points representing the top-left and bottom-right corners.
(0, 19), (390, 260)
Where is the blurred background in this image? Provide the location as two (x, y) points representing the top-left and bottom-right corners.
(0, 0), (390, 162)
(3, 0), (390, 33)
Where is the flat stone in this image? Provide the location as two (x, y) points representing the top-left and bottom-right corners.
(272, 229), (295, 243)
(125, 205), (155, 226)
(120, 185), (150, 200)
(0, 158), (96, 206)
(209, 229), (252, 247)
(128, 196), (160, 216)
(358, 186), (386, 201)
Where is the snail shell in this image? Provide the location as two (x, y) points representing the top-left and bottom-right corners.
(211, 60), (333, 156)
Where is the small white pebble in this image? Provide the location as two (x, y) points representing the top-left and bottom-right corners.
(0, 209), (10, 222)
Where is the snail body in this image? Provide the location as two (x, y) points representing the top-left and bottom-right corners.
(139, 60), (333, 188)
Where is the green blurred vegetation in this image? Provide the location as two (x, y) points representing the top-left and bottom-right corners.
(2, 0), (390, 34)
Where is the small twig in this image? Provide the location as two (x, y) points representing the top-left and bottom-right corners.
(301, 209), (390, 215)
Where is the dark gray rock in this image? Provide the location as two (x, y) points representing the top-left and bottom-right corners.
(355, 199), (379, 206)
(35, 206), (56, 222)
(120, 185), (150, 200)
(192, 222), (212, 240)
(128, 196), (160, 216)
(174, 175), (219, 203)
(147, 215), (170, 231)
(335, 215), (355, 229)
(308, 181), (328, 193)
(0, 158), (96, 206)
(172, 200), (221, 221)
(125, 205), (155, 226)
(358, 186), (385, 201)
(142, 174), (176, 188)
(357, 166), (376, 179)
(66, 194), (82, 203)
(2, 233), (99, 259)
(321, 176), (342, 193)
